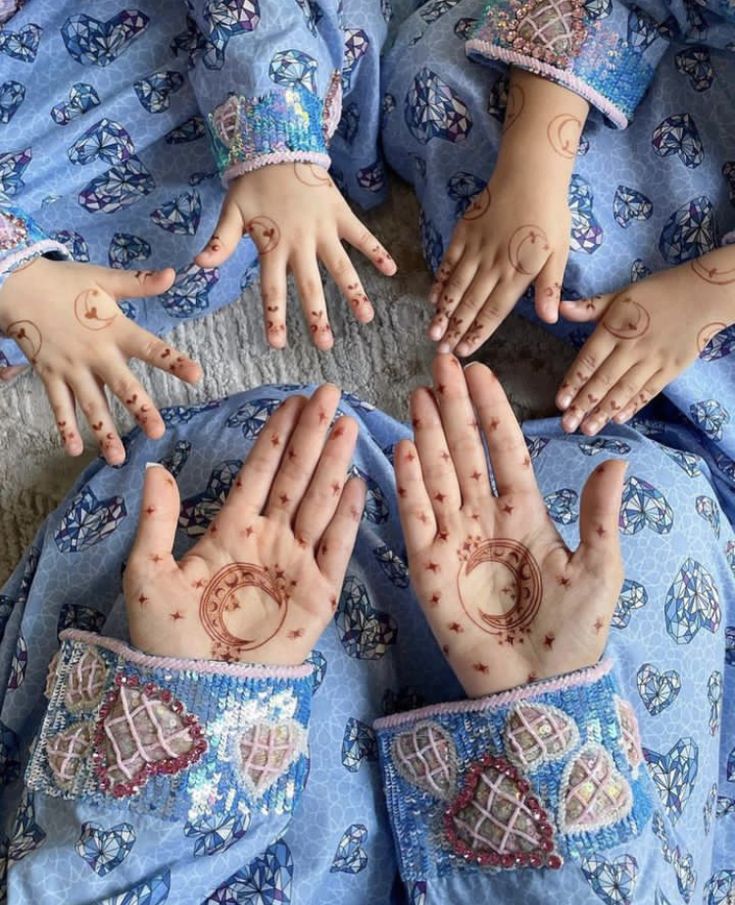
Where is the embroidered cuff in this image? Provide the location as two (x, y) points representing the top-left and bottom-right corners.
(466, 0), (670, 127)
(26, 630), (314, 824)
(374, 659), (652, 883)
(0, 204), (70, 290)
(206, 84), (338, 183)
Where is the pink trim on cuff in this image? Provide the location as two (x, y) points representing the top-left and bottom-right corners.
(465, 40), (629, 129)
(0, 239), (70, 276)
(60, 629), (314, 679)
(373, 659), (614, 731)
(224, 151), (332, 185)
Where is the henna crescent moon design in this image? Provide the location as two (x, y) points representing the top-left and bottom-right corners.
(74, 289), (118, 331)
(200, 562), (288, 653)
(245, 216), (280, 255)
(463, 186), (492, 221)
(546, 113), (582, 159)
(5, 319), (42, 362)
(690, 258), (735, 285)
(293, 162), (332, 187)
(458, 538), (542, 638)
(503, 83), (525, 133)
(602, 294), (651, 340)
(697, 321), (727, 354)
(507, 225), (551, 275)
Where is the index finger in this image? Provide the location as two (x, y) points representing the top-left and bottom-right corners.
(464, 362), (540, 497)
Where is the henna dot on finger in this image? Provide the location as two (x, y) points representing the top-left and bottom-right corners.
(544, 633), (555, 648)
(240, 526), (254, 538)
(192, 578), (206, 589)
(279, 492), (290, 505)
(437, 529), (449, 542)
(331, 481), (341, 496)
(349, 505), (361, 521)
(405, 450), (416, 462)
(296, 536), (307, 548)
(522, 457), (532, 469)
(440, 451), (451, 463)
(433, 491), (446, 504)
(473, 662), (490, 674)
(331, 425), (345, 439)
(595, 525), (607, 537)
(430, 592), (441, 606)
(318, 409), (328, 425)
(557, 575), (571, 587)
(425, 561), (440, 573)
(442, 644), (450, 656)
(417, 512), (430, 525)
(527, 672), (538, 683)
(169, 610), (184, 621)
(397, 485), (407, 498)
(270, 433), (281, 447)
(137, 594), (149, 606)
(487, 417), (500, 431)
(501, 503), (514, 515)
(288, 628), (305, 639)
(593, 617), (605, 633)
(448, 621), (464, 633)
(145, 506), (156, 516)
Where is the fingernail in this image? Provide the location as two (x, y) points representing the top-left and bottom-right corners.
(455, 343), (469, 357)
(437, 341), (450, 354)
(558, 393), (572, 410)
(429, 324), (443, 341)
(145, 461), (165, 471)
(564, 413), (581, 432)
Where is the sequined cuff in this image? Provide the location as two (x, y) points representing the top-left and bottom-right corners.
(0, 204), (70, 291)
(466, 0), (669, 128)
(373, 659), (652, 883)
(206, 86), (335, 183)
(26, 630), (314, 823)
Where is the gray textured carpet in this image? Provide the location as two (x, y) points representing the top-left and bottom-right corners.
(0, 183), (573, 584)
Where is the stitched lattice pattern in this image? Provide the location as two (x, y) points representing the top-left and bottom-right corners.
(392, 721), (457, 800)
(504, 703), (578, 769)
(46, 722), (92, 790)
(65, 647), (106, 713)
(615, 697), (644, 775)
(495, 0), (588, 67)
(562, 745), (633, 832)
(238, 720), (305, 798)
(445, 753), (561, 870)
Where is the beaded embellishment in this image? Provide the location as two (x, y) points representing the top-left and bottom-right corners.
(492, 0), (588, 67)
(391, 721), (457, 799)
(237, 719), (307, 800)
(445, 752), (563, 870)
(503, 702), (579, 770)
(559, 744), (633, 833)
(0, 211), (27, 250)
(322, 70), (343, 141)
(614, 696), (644, 777)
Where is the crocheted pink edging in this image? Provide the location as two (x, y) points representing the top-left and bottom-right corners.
(224, 151), (332, 185)
(0, 239), (71, 278)
(60, 629), (313, 679)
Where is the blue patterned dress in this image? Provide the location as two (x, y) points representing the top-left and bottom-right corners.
(0, 0), (391, 365)
(380, 0), (735, 522)
(1, 385), (734, 904)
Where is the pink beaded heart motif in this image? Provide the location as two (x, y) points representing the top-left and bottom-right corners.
(92, 674), (207, 798)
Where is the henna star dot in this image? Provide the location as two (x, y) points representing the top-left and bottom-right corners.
(137, 594), (148, 606)
(288, 629), (305, 639)
(473, 662), (489, 674)
(544, 633), (555, 649)
(426, 561), (440, 572)
(430, 592), (441, 606)
(169, 611), (184, 621)
(594, 617), (605, 633)
(471, 470), (482, 481)
(279, 493), (290, 504)
(434, 492), (446, 503)
(448, 621), (463, 633)
(501, 503), (514, 515)
(145, 506), (155, 515)
(595, 525), (607, 537)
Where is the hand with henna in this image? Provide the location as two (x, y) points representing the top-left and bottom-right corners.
(0, 258), (202, 465)
(556, 245), (735, 435)
(429, 69), (589, 358)
(122, 385), (365, 665)
(195, 162), (397, 350)
(395, 355), (627, 697)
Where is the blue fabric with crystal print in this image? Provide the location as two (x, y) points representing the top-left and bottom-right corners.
(1, 385), (733, 903)
(381, 0), (735, 523)
(0, 0), (390, 367)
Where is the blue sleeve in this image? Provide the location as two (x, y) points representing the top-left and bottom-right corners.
(8, 629), (314, 903)
(0, 195), (69, 291)
(374, 659), (682, 903)
(181, 2), (345, 183)
(465, 0), (674, 127)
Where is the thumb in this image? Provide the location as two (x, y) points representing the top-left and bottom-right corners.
(575, 459), (627, 582)
(534, 252), (566, 324)
(98, 266), (177, 300)
(195, 199), (244, 267)
(127, 463), (181, 572)
(559, 292), (614, 324)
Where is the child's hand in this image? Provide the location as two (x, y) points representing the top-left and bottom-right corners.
(556, 247), (735, 435)
(196, 163), (397, 350)
(396, 355), (626, 697)
(0, 258), (202, 464)
(430, 174), (570, 357)
(123, 386), (365, 665)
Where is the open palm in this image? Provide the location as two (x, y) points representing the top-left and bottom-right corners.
(396, 355), (627, 696)
(123, 386), (365, 665)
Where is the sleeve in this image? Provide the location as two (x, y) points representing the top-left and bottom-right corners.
(11, 629), (314, 902)
(0, 195), (70, 292)
(464, 0), (676, 127)
(374, 658), (679, 902)
(181, 2), (345, 184)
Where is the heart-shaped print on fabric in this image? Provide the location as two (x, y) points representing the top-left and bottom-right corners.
(504, 703), (578, 770)
(79, 157), (155, 215)
(391, 721), (457, 799)
(643, 737), (698, 822)
(150, 189), (201, 235)
(581, 853), (638, 905)
(569, 174), (603, 254)
(612, 579), (648, 629)
(543, 488), (579, 525)
(93, 674), (206, 797)
(0, 80), (25, 124)
(659, 195), (717, 265)
(613, 185), (653, 228)
(561, 745), (632, 833)
(54, 486), (127, 553)
(65, 647), (107, 713)
(208, 840), (293, 899)
(445, 753), (562, 870)
(46, 722), (92, 790)
(0, 24), (42, 63)
(330, 823), (368, 874)
(619, 476), (673, 535)
(652, 113), (704, 169)
(636, 663), (681, 715)
(690, 399), (730, 441)
(335, 574), (397, 660)
(61, 11), (150, 67)
(675, 46), (714, 92)
(665, 558), (721, 644)
(68, 118), (136, 166)
(237, 719), (306, 800)
(75, 821), (136, 876)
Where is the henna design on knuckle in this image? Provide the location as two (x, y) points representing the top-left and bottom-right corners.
(244, 216), (280, 254)
(370, 244), (393, 267)
(199, 562), (290, 660)
(690, 258), (735, 285)
(546, 113), (582, 159)
(456, 537), (542, 646)
(697, 321), (727, 354)
(507, 225), (551, 275)
(602, 293), (651, 339)
(74, 288), (118, 331)
(502, 83), (525, 133)
(6, 320), (42, 364)
(462, 186), (492, 221)
(293, 162), (332, 187)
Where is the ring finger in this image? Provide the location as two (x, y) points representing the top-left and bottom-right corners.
(292, 249), (332, 350)
(71, 372), (125, 465)
(44, 375), (82, 456)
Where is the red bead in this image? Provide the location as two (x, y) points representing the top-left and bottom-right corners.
(540, 823), (553, 837)
(160, 690), (172, 703)
(501, 852), (515, 869)
(540, 838), (553, 852)
(526, 797), (539, 810)
(529, 852), (543, 868)
(547, 854), (563, 870)
(517, 779), (530, 794)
